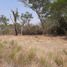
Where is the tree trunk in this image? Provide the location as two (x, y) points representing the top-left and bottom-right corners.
(14, 23), (18, 35)
(21, 26), (23, 35)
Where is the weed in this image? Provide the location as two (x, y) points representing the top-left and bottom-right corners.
(26, 48), (36, 64)
(39, 56), (48, 67)
(54, 55), (63, 67)
(9, 46), (21, 60)
(63, 49), (67, 55)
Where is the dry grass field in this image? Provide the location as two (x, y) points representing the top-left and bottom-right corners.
(0, 35), (67, 67)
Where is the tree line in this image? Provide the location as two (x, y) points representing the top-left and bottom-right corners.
(0, 0), (67, 36)
(19, 0), (67, 35)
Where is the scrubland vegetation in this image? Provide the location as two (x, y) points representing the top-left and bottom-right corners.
(0, 36), (67, 67)
(0, 0), (67, 67)
(0, 0), (67, 36)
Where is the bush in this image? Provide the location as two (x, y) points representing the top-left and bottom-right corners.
(22, 24), (42, 35)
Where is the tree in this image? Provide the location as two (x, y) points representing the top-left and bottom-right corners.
(19, 0), (67, 35)
(0, 15), (9, 25)
(0, 15), (9, 35)
(19, 0), (50, 22)
(48, 0), (67, 35)
(20, 12), (33, 35)
(11, 9), (19, 35)
(19, 0), (52, 34)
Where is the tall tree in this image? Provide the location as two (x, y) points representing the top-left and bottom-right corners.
(19, 0), (50, 22)
(49, 0), (67, 35)
(11, 9), (19, 35)
(19, 0), (51, 34)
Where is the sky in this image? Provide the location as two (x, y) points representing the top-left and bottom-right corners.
(0, 0), (40, 24)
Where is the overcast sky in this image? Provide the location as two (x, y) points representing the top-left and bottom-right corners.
(0, 0), (40, 24)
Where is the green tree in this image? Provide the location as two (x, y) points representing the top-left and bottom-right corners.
(19, 0), (52, 34)
(48, 0), (67, 35)
(20, 12), (33, 35)
(19, 0), (67, 35)
(0, 15), (9, 35)
(19, 0), (50, 22)
(0, 15), (9, 25)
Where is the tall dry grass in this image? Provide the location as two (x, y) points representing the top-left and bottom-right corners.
(0, 36), (67, 67)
